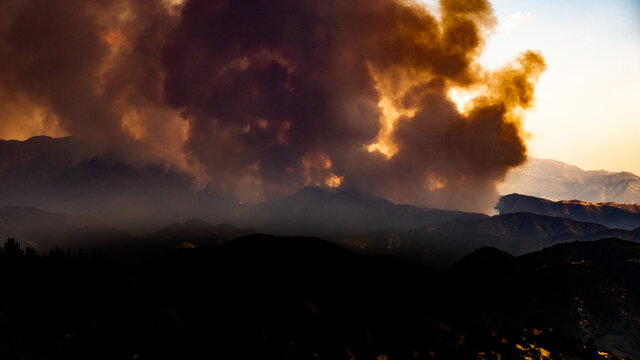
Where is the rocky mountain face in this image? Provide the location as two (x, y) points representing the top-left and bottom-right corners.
(497, 193), (640, 230)
(499, 157), (640, 204)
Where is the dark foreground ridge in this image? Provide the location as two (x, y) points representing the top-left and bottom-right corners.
(0, 235), (636, 359)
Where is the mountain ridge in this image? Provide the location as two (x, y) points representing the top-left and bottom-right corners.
(246, 185), (489, 240)
(0, 136), (488, 234)
(340, 211), (622, 269)
(499, 157), (640, 203)
(497, 193), (640, 229)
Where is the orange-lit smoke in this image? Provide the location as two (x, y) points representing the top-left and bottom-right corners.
(0, 0), (545, 212)
(0, 0), (191, 173)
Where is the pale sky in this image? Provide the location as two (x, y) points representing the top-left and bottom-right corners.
(486, 0), (640, 175)
(425, 0), (640, 175)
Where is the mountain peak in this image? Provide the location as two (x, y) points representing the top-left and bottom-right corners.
(499, 157), (640, 204)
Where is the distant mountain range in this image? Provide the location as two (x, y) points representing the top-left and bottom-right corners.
(4, 135), (640, 273)
(0, 136), (488, 234)
(5, 181), (640, 270)
(0, 206), (104, 249)
(340, 211), (640, 269)
(244, 186), (488, 240)
(0, 136), (234, 231)
(499, 157), (640, 204)
(0, 205), (259, 265)
(6, 196), (640, 271)
(4, 137), (640, 237)
(497, 193), (640, 230)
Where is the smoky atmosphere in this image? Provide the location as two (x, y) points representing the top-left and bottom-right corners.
(0, 0), (639, 359)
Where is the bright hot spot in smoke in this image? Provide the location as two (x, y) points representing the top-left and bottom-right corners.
(447, 87), (481, 115)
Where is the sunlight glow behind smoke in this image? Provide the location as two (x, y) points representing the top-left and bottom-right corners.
(497, 12), (532, 35)
(447, 87), (481, 115)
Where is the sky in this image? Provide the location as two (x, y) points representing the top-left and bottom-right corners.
(474, 0), (640, 175)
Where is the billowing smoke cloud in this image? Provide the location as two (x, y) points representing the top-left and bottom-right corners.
(0, 0), (545, 212)
(0, 0), (188, 167)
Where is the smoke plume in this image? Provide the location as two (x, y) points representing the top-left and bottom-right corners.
(0, 0), (545, 212)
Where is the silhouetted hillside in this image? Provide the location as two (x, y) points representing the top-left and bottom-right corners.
(77, 220), (259, 267)
(449, 238), (640, 358)
(497, 193), (640, 229)
(149, 219), (257, 246)
(0, 236), (627, 359)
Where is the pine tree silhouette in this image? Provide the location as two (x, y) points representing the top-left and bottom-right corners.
(3, 238), (23, 257)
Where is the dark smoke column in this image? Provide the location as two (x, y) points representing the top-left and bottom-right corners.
(162, 0), (545, 212)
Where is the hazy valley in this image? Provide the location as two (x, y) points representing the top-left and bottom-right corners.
(3, 136), (640, 357)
